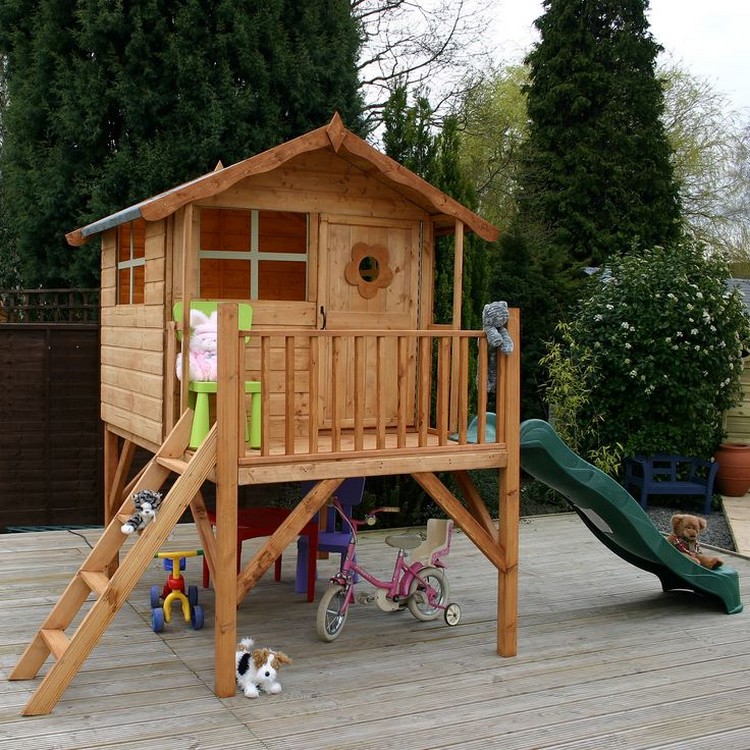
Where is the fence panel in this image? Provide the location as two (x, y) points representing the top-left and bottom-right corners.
(0, 324), (102, 530)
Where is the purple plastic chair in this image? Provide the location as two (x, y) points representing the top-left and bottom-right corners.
(295, 477), (366, 596)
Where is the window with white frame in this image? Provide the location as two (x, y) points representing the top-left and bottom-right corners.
(199, 208), (308, 300)
(117, 219), (146, 304)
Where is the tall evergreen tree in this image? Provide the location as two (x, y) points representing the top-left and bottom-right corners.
(519, 0), (681, 267)
(0, 0), (364, 287)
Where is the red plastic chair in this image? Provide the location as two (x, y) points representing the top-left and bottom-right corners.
(202, 507), (319, 602)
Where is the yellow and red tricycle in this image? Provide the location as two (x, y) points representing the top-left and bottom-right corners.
(150, 549), (205, 632)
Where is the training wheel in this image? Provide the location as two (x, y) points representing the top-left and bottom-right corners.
(444, 602), (462, 626)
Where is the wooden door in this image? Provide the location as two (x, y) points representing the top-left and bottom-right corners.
(318, 216), (421, 428)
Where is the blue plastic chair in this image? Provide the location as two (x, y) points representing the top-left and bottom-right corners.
(295, 477), (366, 597)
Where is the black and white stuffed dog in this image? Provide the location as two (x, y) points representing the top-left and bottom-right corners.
(121, 489), (163, 534)
(235, 637), (292, 698)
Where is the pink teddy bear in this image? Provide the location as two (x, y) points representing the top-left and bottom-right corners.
(176, 309), (218, 382)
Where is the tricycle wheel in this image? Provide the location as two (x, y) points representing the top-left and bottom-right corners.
(151, 607), (165, 633)
(188, 585), (199, 606)
(150, 585), (161, 609)
(191, 604), (204, 630)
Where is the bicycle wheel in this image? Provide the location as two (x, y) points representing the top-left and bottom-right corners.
(316, 584), (349, 642)
(407, 566), (450, 622)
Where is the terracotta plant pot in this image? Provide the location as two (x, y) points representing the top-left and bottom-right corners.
(714, 442), (750, 496)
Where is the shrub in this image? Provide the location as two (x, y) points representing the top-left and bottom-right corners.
(544, 243), (750, 466)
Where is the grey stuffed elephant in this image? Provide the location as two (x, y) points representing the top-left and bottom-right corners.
(481, 301), (513, 394)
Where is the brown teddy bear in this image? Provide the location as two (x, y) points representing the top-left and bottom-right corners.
(667, 513), (723, 569)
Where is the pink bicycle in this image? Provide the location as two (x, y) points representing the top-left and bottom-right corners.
(316, 499), (462, 641)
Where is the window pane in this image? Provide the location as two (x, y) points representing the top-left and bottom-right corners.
(200, 258), (251, 299)
(258, 210), (307, 254)
(201, 207), (250, 252)
(132, 265), (145, 304)
(118, 268), (131, 304)
(258, 260), (306, 300)
(117, 225), (131, 262)
(132, 219), (146, 259)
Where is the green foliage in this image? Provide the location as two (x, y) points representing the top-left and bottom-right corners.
(545, 242), (750, 463)
(0, 0), (364, 287)
(519, 0), (681, 267)
(457, 64), (529, 233)
(541, 322), (624, 472)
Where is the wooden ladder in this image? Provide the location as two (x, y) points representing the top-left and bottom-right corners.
(9, 412), (217, 716)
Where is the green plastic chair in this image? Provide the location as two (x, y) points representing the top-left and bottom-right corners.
(173, 301), (260, 450)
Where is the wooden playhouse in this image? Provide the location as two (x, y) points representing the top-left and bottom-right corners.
(10, 113), (520, 714)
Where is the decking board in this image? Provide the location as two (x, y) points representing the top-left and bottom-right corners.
(2, 514), (748, 749)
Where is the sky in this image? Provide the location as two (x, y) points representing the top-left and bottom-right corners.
(486, 0), (750, 115)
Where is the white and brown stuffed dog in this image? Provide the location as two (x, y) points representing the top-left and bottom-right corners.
(667, 513), (723, 569)
(235, 637), (292, 698)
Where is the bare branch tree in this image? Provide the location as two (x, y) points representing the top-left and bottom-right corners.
(660, 61), (750, 257)
(353, 0), (499, 134)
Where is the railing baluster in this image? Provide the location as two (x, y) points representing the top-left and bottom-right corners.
(260, 336), (272, 457)
(477, 337), (488, 445)
(354, 336), (365, 451)
(418, 334), (430, 446)
(458, 336), (469, 444)
(437, 337), (451, 445)
(376, 336), (386, 449)
(331, 336), (342, 452)
(285, 336), (296, 455)
(308, 335), (319, 454)
(397, 336), (408, 448)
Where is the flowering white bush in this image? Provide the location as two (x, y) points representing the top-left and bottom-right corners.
(545, 243), (750, 463)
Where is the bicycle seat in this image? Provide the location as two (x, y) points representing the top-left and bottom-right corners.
(384, 534), (423, 550)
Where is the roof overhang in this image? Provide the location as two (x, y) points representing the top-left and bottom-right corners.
(66, 113), (499, 246)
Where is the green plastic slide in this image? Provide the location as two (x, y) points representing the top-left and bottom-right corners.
(519, 419), (742, 614)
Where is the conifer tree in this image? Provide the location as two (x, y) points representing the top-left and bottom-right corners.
(0, 0), (363, 286)
(519, 0), (681, 266)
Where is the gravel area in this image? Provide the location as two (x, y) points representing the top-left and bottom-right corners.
(644, 504), (735, 551)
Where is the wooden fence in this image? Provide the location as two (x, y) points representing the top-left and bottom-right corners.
(0, 290), (103, 530)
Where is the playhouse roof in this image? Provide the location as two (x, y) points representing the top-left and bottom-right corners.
(66, 113), (499, 247)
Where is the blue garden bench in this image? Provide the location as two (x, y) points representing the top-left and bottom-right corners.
(623, 454), (719, 515)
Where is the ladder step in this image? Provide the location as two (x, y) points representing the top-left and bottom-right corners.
(79, 571), (110, 597)
(40, 629), (69, 661)
(156, 456), (189, 474)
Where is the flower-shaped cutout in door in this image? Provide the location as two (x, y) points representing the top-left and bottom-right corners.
(344, 243), (394, 299)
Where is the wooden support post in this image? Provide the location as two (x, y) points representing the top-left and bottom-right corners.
(449, 220), (465, 430)
(103, 430), (135, 576)
(497, 308), (521, 657)
(215, 303), (240, 698)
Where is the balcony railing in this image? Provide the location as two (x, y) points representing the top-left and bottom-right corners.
(173, 304), (517, 465)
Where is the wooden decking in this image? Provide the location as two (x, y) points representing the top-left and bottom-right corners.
(2, 513), (749, 749)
